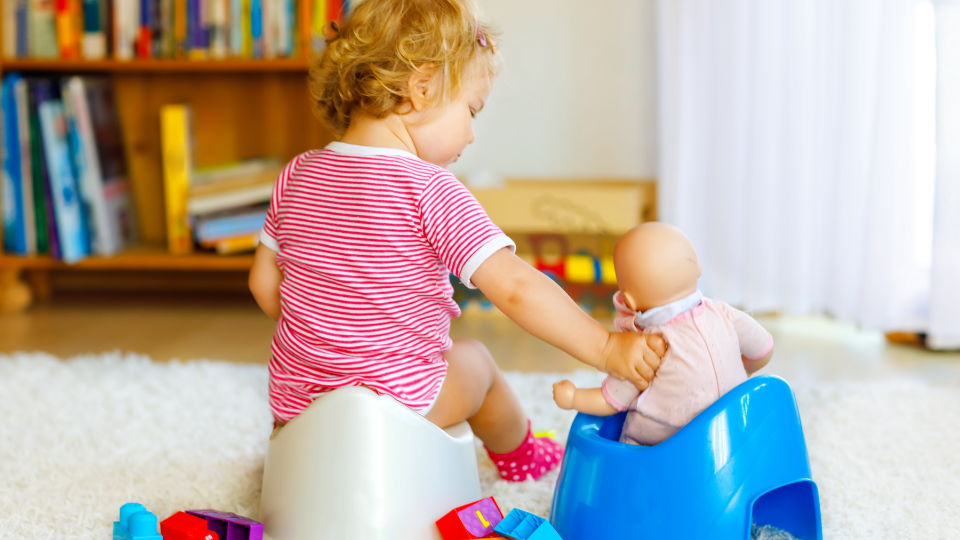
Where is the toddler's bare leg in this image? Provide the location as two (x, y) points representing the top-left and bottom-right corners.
(425, 339), (527, 454)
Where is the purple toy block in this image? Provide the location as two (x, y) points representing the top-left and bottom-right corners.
(186, 510), (264, 540)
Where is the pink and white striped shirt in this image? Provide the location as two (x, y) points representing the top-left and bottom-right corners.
(259, 142), (514, 422)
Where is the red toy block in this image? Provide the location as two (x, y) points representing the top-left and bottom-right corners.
(436, 497), (504, 539)
(160, 512), (220, 540)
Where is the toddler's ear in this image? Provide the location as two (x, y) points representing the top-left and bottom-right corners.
(408, 64), (438, 111)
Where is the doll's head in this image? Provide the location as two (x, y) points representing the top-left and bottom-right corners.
(310, 0), (501, 167)
(613, 223), (702, 313)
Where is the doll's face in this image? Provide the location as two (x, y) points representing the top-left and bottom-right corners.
(614, 223), (701, 312)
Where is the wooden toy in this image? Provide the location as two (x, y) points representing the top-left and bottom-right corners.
(436, 496), (505, 539)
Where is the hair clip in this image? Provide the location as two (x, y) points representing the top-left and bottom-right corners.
(475, 23), (497, 55)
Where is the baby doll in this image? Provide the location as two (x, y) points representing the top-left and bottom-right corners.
(553, 223), (774, 446)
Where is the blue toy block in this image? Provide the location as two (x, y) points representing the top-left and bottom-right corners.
(494, 509), (563, 540)
(113, 503), (163, 540)
(549, 375), (823, 540)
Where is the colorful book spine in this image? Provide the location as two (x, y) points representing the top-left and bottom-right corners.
(136, 0), (152, 57)
(64, 77), (121, 255)
(26, 80), (50, 254)
(229, 0), (242, 56)
(250, 0), (261, 58)
(209, 0), (226, 58)
(174, 0), (187, 56)
(14, 78), (37, 254)
(159, 0), (175, 57)
(159, 104), (193, 255)
(38, 100), (90, 263)
(2, 76), (27, 255)
(55, 0), (81, 58)
(85, 77), (136, 250)
(310, 0), (325, 54)
(113, 0), (138, 59)
(3, 0), (16, 58)
(30, 0), (60, 58)
(15, 0), (30, 57)
(81, 0), (107, 58)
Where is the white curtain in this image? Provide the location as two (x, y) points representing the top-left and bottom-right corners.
(928, 0), (960, 348)
(657, 0), (960, 346)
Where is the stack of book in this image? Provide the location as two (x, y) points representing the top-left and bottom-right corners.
(160, 103), (280, 255)
(1, 73), (136, 263)
(1, 0), (349, 61)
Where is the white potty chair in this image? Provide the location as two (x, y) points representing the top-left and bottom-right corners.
(259, 387), (482, 540)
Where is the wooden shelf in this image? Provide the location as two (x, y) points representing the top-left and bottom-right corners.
(0, 244), (254, 271)
(0, 59), (310, 73)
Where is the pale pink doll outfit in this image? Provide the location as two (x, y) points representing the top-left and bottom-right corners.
(602, 290), (773, 446)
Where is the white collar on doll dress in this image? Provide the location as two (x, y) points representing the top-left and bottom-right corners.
(633, 290), (703, 329)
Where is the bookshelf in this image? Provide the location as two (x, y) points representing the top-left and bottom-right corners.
(0, 56), (333, 311)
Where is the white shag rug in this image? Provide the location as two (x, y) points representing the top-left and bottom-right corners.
(1, 353), (959, 540)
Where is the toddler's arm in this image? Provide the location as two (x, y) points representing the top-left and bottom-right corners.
(249, 244), (283, 321)
(472, 248), (665, 390)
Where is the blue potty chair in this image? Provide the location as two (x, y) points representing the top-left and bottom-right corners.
(550, 375), (822, 540)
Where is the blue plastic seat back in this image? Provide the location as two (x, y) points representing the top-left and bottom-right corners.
(549, 375), (822, 540)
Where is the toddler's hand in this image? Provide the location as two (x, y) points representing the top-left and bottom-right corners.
(601, 332), (667, 391)
(553, 380), (578, 409)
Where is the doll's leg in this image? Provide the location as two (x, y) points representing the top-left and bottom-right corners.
(425, 338), (526, 453)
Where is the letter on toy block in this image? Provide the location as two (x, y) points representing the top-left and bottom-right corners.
(113, 503), (163, 540)
(493, 509), (563, 540)
(160, 511), (220, 540)
(436, 496), (505, 539)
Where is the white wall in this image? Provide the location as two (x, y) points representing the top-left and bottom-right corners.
(449, 0), (658, 182)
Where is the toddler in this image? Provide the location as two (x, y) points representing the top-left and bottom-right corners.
(553, 223), (774, 446)
(248, 0), (664, 482)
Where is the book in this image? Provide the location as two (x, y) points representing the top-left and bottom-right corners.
(250, 0), (261, 57)
(113, 0), (138, 59)
(159, 0), (174, 57)
(160, 104), (193, 254)
(137, 0), (153, 58)
(38, 100), (90, 263)
(62, 77), (112, 255)
(81, 0), (107, 59)
(84, 77), (136, 251)
(187, 163), (282, 215)
(209, 0), (227, 58)
(15, 0), (30, 57)
(14, 78), (37, 254)
(3, 0), (17, 58)
(2, 76), (27, 255)
(208, 232), (257, 254)
(55, 0), (81, 58)
(30, 0), (60, 58)
(27, 79), (51, 255)
(31, 79), (61, 259)
(194, 204), (266, 242)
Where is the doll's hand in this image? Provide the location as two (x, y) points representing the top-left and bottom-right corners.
(553, 380), (578, 410)
(601, 332), (666, 391)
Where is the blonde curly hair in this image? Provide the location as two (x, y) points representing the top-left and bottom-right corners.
(309, 0), (501, 136)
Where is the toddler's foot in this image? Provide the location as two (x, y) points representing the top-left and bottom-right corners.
(485, 421), (564, 482)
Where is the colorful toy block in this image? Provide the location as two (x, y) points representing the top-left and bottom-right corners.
(186, 509), (263, 540)
(493, 509), (563, 540)
(436, 497), (504, 539)
(160, 511), (220, 540)
(113, 503), (163, 540)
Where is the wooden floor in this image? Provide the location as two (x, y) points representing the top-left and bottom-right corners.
(2, 292), (959, 383)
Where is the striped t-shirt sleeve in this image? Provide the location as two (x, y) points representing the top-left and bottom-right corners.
(259, 154), (306, 252)
(418, 172), (514, 288)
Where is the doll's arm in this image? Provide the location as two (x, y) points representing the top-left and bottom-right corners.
(249, 244), (283, 321)
(719, 302), (774, 375)
(553, 380), (619, 416)
(472, 248), (665, 390)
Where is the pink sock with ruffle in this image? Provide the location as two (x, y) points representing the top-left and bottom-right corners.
(485, 421), (564, 482)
